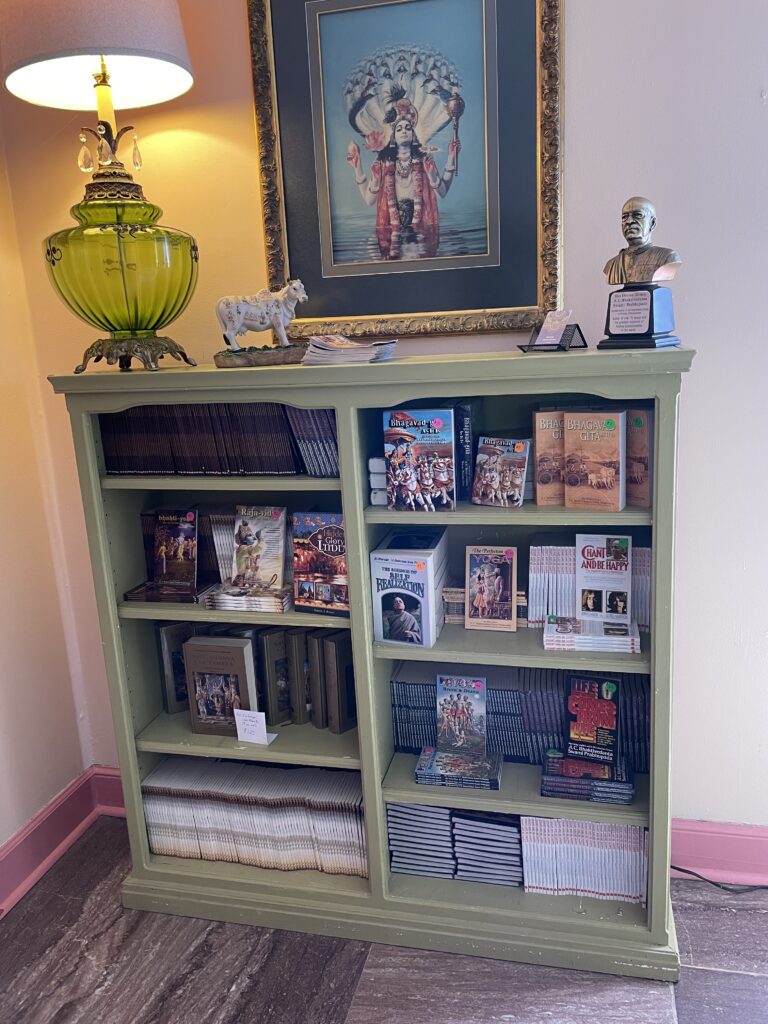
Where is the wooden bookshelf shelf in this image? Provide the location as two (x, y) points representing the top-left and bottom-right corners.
(118, 602), (351, 630)
(102, 474), (341, 491)
(52, 347), (694, 980)
(136, 712), (360, 769)
(374, 623), (651, 673)
(364, 501), (652, 527)
(382, 753), (649, 826)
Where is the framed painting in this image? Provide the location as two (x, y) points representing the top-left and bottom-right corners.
(248, 0), (561, 338)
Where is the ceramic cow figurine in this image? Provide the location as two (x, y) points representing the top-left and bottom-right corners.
(215, 280), (308, 350)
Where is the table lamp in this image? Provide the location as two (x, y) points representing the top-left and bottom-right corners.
(1, 0), (199, 372)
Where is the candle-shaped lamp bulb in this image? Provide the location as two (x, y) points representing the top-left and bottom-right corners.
(93, 55), (117, 135)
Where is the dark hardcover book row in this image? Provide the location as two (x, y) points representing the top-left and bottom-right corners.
(99, 403), (339, 477)
(390, 669), (650, 775)
(158, 621), (356, 735)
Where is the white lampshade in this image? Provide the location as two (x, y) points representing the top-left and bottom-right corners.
(0, 0), (193, 110)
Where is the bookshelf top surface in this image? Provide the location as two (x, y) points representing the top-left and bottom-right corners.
(49, 347), (696, 397)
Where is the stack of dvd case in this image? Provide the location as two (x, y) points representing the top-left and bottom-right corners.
(386, 802), (456, 878)
(414, 748), (503, 790)
(451, 811), (523, 886)
(540, 752), (635, 805)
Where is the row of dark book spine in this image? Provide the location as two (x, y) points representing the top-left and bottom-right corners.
(158, 622), (356, 735)
(390, 663), (650, 775)
(99, 403), (339, 477)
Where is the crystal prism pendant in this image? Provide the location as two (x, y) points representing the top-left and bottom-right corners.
(97, 137), (114, 166)
(77, 134), (94, 173)
(132, 133), (143, 171)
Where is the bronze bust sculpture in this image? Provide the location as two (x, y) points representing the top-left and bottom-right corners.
(603, 197), (681, 285)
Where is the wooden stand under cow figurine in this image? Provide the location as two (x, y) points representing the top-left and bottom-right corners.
(213, 280), (308, 367)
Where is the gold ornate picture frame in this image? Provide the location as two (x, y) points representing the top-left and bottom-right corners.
(248, 0), (561, 339)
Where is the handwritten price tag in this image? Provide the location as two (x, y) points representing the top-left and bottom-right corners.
(234, 709), (277, 745)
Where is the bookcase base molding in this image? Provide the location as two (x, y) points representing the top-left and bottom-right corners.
(122, 873), (679, 981)
(51, 348), (694, 983)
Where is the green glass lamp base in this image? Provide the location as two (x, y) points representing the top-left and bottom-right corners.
(74, 332), (197, 374)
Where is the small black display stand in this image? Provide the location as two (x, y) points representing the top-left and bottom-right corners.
(518, 323), (588, 353)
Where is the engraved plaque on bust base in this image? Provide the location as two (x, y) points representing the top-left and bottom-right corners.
(598, 284), (681, 350)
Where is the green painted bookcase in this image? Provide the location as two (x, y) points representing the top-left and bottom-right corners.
(50, 347), (694, 980)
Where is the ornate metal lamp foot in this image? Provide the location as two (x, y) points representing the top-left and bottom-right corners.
(74, 335), (197, 373)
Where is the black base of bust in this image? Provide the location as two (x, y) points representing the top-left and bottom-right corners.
(597, 334), (681, 350)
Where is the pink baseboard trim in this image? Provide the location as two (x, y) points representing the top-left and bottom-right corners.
(0, 765), (124, 919)
(671, 818), (768, 886)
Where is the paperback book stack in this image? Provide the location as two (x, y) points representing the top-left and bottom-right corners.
(540, 751), (635, 805)
(543, 616), (641, 653)
(386, 802), (456, 878)
(142, 757), (368, 877)
(204, 505), (291, 612)
(527, 543), (651, 630)
(125, 509), (220, 604)
(415, 673), (502, 790)
(301, 334), (397, 364)
(451, 810), (523, 887)
(520, 817), (648, 904)
(443, 582), (528, 626)
(415, 747), (503, 790)
(371, 527), (448, 648)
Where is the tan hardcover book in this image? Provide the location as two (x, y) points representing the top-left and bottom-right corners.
(626, 408), (654, 508)
(257, 628), (291, 726)
(323, 631), (357, 734)
(182, 636), (257, 737)
(285, 627), (311, 725)
(465, 546), (517, 632)
(533, 411), (565, 506)
(563, 411), (626, 512)
(306, 629), (328, 728)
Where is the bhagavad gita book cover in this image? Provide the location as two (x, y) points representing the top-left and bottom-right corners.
(563, 412), (626, 512)
(533, 411), (565, 506)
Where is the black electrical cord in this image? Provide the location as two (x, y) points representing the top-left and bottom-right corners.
(671, 864), (768, 895)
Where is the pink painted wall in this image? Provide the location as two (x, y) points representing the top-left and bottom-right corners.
(0, 0), (766, 841)
(0, 107), (84, 844)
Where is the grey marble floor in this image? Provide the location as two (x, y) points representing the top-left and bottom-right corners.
(0, 818), (766, 1024)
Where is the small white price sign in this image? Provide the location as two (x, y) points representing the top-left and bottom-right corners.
(234, 709), (277, 745)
